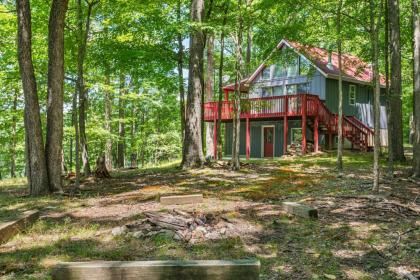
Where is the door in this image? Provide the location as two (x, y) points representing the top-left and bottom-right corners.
(264, 127), (274, 157)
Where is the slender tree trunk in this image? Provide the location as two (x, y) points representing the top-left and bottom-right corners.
(130, 82), (138, 168)
(217, 4), (229, 160)
(16, 0), (49, 195)
(10, 89), (18, 178)
(384, 1), (394, 176)
(72, 86), (81, 188)
(205, 34), (215, 159)
(388, 0), (405, 161)
(181, 0), (205, 169)
(336, 0), (343, 173)
(45, 0), (69, 193)
(117, 72), (125, 168)
(177, 0), (186, 156)
(370, 0), (381, 192)
(232, 0), (244, 171)
(77, 0), (96, 176)
(412, 0), (420, 176)
(245, 0), (252, 76)
(104, 64), (113, 170)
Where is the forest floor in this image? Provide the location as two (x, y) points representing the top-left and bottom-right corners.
(0, 151), (419, 280)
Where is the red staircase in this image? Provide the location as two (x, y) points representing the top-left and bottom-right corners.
(204, 94), (374, 151)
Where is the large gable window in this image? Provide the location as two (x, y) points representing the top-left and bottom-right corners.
(349, 85), (356, 105)
(262, 66), (271, 80)
(274, 64), (286, 78)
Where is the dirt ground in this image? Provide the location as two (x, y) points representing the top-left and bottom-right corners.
(0, 152), (419, 279)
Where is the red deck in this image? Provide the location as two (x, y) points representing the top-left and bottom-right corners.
(204, 94), (374, 158)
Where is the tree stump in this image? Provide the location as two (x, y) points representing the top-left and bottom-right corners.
(94, 154), (111, 178)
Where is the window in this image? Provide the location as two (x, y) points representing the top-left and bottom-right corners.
(286, 84), (297, 95)
(287, 58), (299, 77)
(349, 85), (356, 105)
(291, 128), (302, 143)
(297, 83), (309, 93)
(261, 87), (273, 97)
(274, 64), (286, 78)
(273, 86), (284, 96)
(299, 57), (311, 76)
(262, 66), (271, 80)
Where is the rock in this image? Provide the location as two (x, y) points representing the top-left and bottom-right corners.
(111, 226), (128, 236)
(205, 231), (221, 240)
(196, 226), (207, 234)
(220, 228), (227, 235)
(191, 229), (205, 240)
(131, 231), (144, 238)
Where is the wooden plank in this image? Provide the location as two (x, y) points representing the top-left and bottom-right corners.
(160, 194), (203, 205)
(51, 259), (260, 280)
(282, 202), (318, 219)
(0, 210), (39, 244)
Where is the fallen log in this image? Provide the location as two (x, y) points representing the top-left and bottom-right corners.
(51, 259), (261, 280)
(160, 194), (203, 205)
(282, 202), (318, 219)
(0, 210), (39, 244)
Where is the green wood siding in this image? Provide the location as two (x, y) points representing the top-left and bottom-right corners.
(224, 120), (310, 158)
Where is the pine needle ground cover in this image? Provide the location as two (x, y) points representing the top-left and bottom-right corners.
(0, 152), (418, 280)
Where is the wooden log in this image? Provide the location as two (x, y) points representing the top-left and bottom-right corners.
(51, 259), (261, 280)
(282, 202), (318, 219)
(0, 210), (39, 244)
(160, 194), (203, 205)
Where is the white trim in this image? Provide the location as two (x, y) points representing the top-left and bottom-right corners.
(349, 84), (356, 105)
(261, 125), (275, 157)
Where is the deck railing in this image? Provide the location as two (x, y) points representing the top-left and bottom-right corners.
(204, 93), (373, 149)
(204, 94), (320, 121)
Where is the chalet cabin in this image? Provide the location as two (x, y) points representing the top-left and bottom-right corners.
(204, 39), (388, 159)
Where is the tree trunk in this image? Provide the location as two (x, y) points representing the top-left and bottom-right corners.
(245, 0), (252, 76)
(177, 0), (186, 155)
(384, 1), (394, 176)
(232, 0), (244, 171)
(10, 89), (18, 178)
(77, 0), (96, 176)
(388, 0), (405, 161)
(181, 0), (205, 169)
(72, 86), (81, 188)
(16, 0), (49, 195)
(370, 0), (381, 192)
(104, 64), (113, 170)
(45, 0), (69, 193)
(130, 82), (138, 168)
(217, 3), (229, 160)
(94, 154), (111, 178)
(412, 0), (420, 176)
(205, 34), (215, 159)
(336, 0), (343, 173)
(117, 72), (125, 168)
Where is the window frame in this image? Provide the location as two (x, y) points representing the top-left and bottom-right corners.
(349, 85), (356, 105)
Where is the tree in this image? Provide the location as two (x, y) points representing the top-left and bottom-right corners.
(336, 0), (343, 173)
(16, 0), (49, 195)
(412, 0), (420, 176)
(9, 89), (18, 178)
(117, 72), (126, 168)
(104, 63), (113, 170)
(177, 0), (186, 155)
(388, 0), (405, 161)
(205, 34), (215, 159)
(370, 0), (381, 192)
(76, 0), (98, 176)
(181, 0), (205, 169)
(231, 0), (244, 171)
(45, 0), (69, 193)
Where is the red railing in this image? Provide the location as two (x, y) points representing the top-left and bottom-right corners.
(204, 93), (373, 149)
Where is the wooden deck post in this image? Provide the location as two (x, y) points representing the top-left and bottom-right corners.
(301, 94), (307, 154)
(224, 89), (229, 101)
(213, 119), (218, 159)
(314, 115), (319, 152)
(246, 118), (250, 160)
(283, 95), (288, 155)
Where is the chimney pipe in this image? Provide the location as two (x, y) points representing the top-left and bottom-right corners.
(327, 50), (334, 70)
